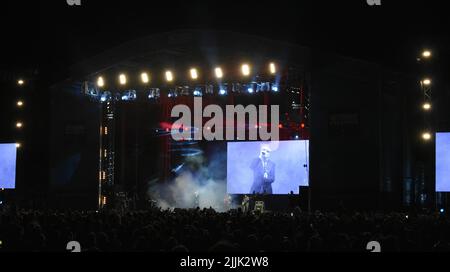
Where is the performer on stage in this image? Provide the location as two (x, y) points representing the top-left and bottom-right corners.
(241, 195), (250, 213)
(224, 194), (232, 210)
(250, 145), (276, 194)
(193, 191), (200, 208)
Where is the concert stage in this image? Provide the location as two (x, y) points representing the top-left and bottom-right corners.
(49, 30), (415, 211)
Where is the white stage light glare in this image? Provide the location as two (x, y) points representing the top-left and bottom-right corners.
(422, 79), (431, 86)
(422, 132), (432, 141)
(119, 74), (127, 85)
(215, 67), (223, 79)
(97, 76), (105, 88)
(190, 68), (198, 80)
(422, 50), (432, 58)
(241, 64), (250, 76)
(141, 72), (150, 84)
(166, 71), (174, 82)
(269, 62), (276, 74)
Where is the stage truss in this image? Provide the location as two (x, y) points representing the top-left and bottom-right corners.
(82, 69), (310, 209)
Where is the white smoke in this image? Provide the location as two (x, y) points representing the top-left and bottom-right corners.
(148, 152), (230, 212)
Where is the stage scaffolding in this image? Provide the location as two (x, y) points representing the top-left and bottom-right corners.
(89, 69), (310, 210)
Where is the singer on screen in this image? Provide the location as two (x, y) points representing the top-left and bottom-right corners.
(250, 145), (276, 194)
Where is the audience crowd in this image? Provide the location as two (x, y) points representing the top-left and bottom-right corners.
(1, 205), (449, 252)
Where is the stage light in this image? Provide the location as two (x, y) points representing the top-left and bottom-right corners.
(16, 143), (21, 148)
(301, 123), (306, 129)
(100, 91), (111, 103)
(141, 72), (150, 84)
(422, 50), (432, 58)
(119, 74), (127, 85)
(215, 67), (223, 79)
(219, 89), (227, 95)
(193, 89), (202, 97)
(422, 132), (432, 141)
(147, 88), (160, 99)
(166, 71), (174, 82)
(97, 76), (105, 88)
(423, 102), (432, 111)
(269, 62), (276, 74)
(271, 86), (279, 92)
(190, 68), (198, 80)
(16, 122), (23, 128)
(241, 64), (250, 76)
(17, 100), (24, 107)
(295, 135), (299, 140)
(440, 208), (445, 213)
(17, 79), (24, 86)
(247, 87), (254, 94)
(422, 78), (431, 86)
(121, 90), (137, 101)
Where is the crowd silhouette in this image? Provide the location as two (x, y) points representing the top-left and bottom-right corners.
(1, 206), (449, 252)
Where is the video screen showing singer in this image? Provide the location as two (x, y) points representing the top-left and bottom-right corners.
(250, 145), (275, 194)
(227, 141), (308, 195)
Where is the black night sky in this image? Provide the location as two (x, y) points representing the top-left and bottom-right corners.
(3, 0), (450, 77)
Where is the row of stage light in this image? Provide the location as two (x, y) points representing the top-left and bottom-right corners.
(96, 81), (281, 102)
(417, 50), (433, 142)
(14, 79), (26, 149)
(95, 63), (278, 88)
